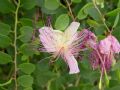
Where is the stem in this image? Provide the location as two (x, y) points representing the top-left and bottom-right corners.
(75, 74), (80, 86)
(65, 0), (75, 21)
(92, 0), (110, 33)
(95, 49), (109, 90)
(14, 0), (20, 90)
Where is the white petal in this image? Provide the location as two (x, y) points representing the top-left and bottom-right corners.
(64, 52), (80, 74)
(65, 22), (80, 38)
(39, 27), (57, 52)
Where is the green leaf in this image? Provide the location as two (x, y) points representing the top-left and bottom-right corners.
(41, 6), (65, 15)
(0, 22), (11, 35)
(21, 55), (29, 61)
(94, 25), (106, 35)
(118, 0), (120, 8)
(106, 8), (120, 16)
(44, 0), (60, 10)
(18, 75), (33, 87)
(20, 18), (33, 27)
(21, 0), (36, 10)
(33, 60), (56, 86)
(108, 85), (120, 90)
(54, 14), (69, 30)
(24, 87), (33, 90)
(0, 51), (12, 64)
(77, 3), (93, 20)
(20, 44), (36, 56)
(112, 61), (120, 71)
(112, 27), (120, 41)
(85, 5), (100, 21)
(35, 0), (44, 7)
(87, 19), (99, 27)
(19, 26), (33, 43)
(98, 35), (106, 40)
(19, 63), (35, 74)
(0, 34), (11, 48)
(66, 87), (80, 90)
(71, 0), (81, 3)
(113, 13), (119, 28)
(0, 0), (15, 13)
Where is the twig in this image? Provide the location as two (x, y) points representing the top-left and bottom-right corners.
(65, 0), (75, 21)
(14, 0), (20, 90)
(92, 0), (110, 33)
(75, 74), (80, 86)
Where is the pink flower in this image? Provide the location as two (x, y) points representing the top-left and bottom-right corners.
(99, 35), (120, 54)
(82, 29), (97, 49)
(90, 35), (120, 73)
(90, 46), (113, 72)
(39, 22), (89, 74)
(107, 35), (120, 53)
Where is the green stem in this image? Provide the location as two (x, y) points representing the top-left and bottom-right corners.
(0, 87), (7, 90)
(92, 0), (110, 33)
(14, 0), (20, 90)
(65, 0), (75, 21)
(75, 74), (80, 87)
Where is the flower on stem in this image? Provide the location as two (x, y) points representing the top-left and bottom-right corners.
(90, 35), (120, 73)
(89, 34), (120, 89)
(39, 22), (91, 74)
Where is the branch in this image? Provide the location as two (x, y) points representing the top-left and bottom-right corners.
(65, 0), (75, 21)
(14, 0), (20, 90)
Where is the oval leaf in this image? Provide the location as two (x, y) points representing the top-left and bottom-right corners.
(44, 0), (60, 10)
(77, 3), (93, 20)
(20, 44), (35, 56)
(21, 0), (36, 10)
(55, 14), (69, 30)
(0, 0), (15, 13)
(0, 34), (11, 48)
(113, 13), (119, 28)
(0, 22), (11, 35)
(19, 63), (35, 74)
(24, 87), (33, 90)
(0, 51), (12, 64)
(18, 26), (33, 43)
(18, 75), (33, 87)
(71, 0), (81, 3)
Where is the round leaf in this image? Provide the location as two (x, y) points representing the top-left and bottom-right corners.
(19, 26), (33, 43)
(0, 51), (12, 64)
(21, 0), (36, 10)
(0, 34), (11, 48)
(18, 75), (33, 87)
(77, 3), (93, 20)
(71, 0), (81, 3)
(44, 0), (60, 10)
(0, 22), (11, 35)
(19, 63), (35, 74)
(24, 87), (33, 90)
(20, 44), (35, 56)
(0, 0), (15, 13)
(55, 14), (69, 30)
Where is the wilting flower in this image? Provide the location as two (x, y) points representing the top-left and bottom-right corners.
(90, 35), (120, 73)
(39, 22), (91, 74)
(99, 35), (120, 54)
